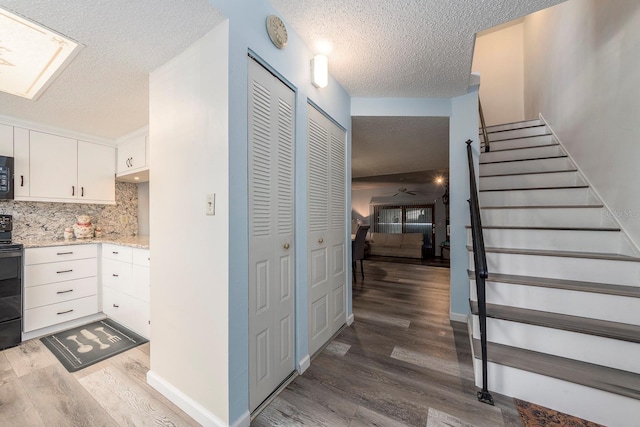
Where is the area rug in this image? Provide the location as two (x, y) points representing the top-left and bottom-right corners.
(516, 399), (604, 427)
(41, 318), (148, 372)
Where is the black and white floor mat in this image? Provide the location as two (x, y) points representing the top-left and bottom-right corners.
(40, 318), (148, 372)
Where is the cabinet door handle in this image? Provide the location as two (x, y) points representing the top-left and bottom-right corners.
(56, 269), (73, 274)
(72, 186), (75, 196)
(283, 243), (290, 249)
(113, 304), (119, 308)
(56, 251), (73, 255)
(56, 289), (73, 294)
(20, 175), (24, 187)
(57, 309), (74, 315)
(318, 238), (324, 244)
(112, 273), (119, 277)
(81, 187), (84, 197)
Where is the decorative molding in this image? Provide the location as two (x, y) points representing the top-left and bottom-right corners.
(0, 114), (114, 146)
(298, 354), (311, 374)
(147, 370), (227, 427)
(449, 312), (468, 324)
(347, 313), (355, 326)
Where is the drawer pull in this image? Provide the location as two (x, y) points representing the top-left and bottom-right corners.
(56, 289), (73, 294)
(112, 251), (119, 254)
(113, 304), (119, 308)
(56, 269), (73, 274)
(112, 274), (119, 277)
(57, 309), (74, 315)
(57, 251), (74, 255)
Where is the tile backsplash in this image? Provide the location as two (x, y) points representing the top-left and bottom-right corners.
(0, 182), (138, 241)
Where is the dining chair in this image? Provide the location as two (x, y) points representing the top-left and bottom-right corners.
(352, 225), (370, 282)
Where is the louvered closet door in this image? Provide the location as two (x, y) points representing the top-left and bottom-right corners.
(248, 58), (295, 412)
(307, 104), (347, 356)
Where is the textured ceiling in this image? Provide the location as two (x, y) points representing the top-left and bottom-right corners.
(352, 116), (449, 178)
(270, 0), (565, 97)
(0, 1), (225, 139)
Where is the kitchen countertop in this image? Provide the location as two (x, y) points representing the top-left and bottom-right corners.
(18, 235), (150, 249)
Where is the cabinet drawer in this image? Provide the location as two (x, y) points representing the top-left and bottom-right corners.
(102, 287), (149, 338)
(101, 258), (132, 291)
(131, 265), (149, 302)
(132, 248), (150, 267)
(25, 258), (97, 287)
(102, 244), (133, 262)
(24, 295), (98, 332)
(25, 245), (97, 265)
(24, 277), (97, 309)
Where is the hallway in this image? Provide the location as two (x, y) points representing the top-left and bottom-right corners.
(252, 260), (521, 426)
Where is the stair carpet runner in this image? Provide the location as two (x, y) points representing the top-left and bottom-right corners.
(468, 119), (640, 427)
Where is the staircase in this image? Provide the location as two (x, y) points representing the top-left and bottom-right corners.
(468, 118), (640, 427)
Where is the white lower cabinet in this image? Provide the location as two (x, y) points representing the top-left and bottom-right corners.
(24, 245), (99, 333)
(101, 244), (150, 338)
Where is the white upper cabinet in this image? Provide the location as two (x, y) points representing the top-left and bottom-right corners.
(0, 124), (13, 156)
(117, 134), (147, 174)
(29, 131), (78, 200)
(13, 128), (30, 197)
(78, 141), (115, 202)
(26, 130), (116, 204)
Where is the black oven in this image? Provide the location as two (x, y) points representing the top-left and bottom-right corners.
(0, 214), (22, 350)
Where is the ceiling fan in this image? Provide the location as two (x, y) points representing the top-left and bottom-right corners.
(392, 187), (417, 196)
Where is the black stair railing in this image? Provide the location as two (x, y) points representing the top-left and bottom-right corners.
(466, 138), (494, 405)
(479, 100), (491, 152)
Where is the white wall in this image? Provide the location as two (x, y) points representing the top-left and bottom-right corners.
(148, 21), (230, 425)
(523, 0), (640, 250)
(472, 21), (526, 126)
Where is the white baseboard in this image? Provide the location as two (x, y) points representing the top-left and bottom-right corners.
(146, 370), (226, 427)
(231, 411), (250, 427)
(449, 312), (468, 324)
(347, 313), (355, 326)
(298, 354), (311, 374)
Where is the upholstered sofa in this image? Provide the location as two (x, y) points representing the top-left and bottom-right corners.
(368, 232), (423, 259)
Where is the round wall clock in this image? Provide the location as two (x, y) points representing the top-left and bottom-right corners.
(266, 15), (288, 49)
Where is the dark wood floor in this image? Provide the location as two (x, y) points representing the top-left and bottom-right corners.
(252, 259), (522, 427)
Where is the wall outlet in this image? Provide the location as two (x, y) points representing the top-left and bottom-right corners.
(206, 193), (215, 215)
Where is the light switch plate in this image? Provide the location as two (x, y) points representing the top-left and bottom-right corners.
(206, 193), (215, 215)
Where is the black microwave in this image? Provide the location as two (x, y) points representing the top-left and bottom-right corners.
(0, 156), (14, 200)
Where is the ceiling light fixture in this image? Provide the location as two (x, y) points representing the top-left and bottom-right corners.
(311, 54), (328, 88)
(0, 7), (83, 100)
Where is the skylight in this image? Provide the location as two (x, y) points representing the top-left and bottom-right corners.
(0, 7), (82, 100)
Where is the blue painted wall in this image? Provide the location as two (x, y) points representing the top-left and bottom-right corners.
(207, 1), (351, 423)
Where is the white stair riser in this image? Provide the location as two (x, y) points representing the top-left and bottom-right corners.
(471, 317), (640, 374)
(484, 119), (542, 133)
(466, 228), (627, 253)
(486, 134), (555, 151)
(482, 126), (549, 142)
(479, 157), (573, 176)
(470, 280), (640, 326)
(479, 188), (594, 207)
(473, 361), (640, 427)
(480, 171), (582, 190)
(481, 207), (617, 228)
(472, 252), (640, 286)
(481, 145), (563, 163)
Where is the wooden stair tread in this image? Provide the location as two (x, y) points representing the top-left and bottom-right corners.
(467, 270), (640, 299)
(480, 143), (559, 153)
(464, 225), (620, 232)
(481, 204), (604, 210)
(479, 185), (589, 192)
(484, 124), (548, 134)
(480, 169), (578, 178)
(480, 155), (567, 165)
(470, 246), (640, 262)
(471, 339), (640, 400)
(469, 301), (640, 344)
